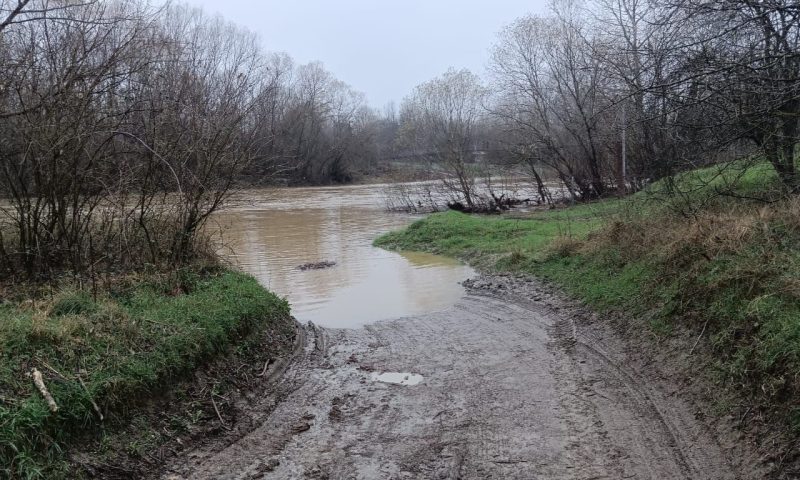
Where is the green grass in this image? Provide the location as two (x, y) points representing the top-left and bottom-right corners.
(0, 269), (293, 479)
(376, 162), (800, 435)
(376, 201), (620, 259)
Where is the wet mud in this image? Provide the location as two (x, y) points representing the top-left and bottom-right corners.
(160, 275), (764, 480)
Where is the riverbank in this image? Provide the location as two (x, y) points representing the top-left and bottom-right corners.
(375, 164), (800, 477)
(0, 268), (297, 479)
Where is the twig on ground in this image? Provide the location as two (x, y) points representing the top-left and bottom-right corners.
(257, 358), (273, 377)
(39, 360), (66, 380)
(79, 376), (104, 421)
(690, 319), (710, 355)
(739, 406), (752, 426)
(210, 393), (229, 430)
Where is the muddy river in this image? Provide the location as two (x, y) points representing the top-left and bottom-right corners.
(216, 184), (474, 328)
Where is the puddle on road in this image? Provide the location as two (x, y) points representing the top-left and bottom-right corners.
(371, 372), (424, 386)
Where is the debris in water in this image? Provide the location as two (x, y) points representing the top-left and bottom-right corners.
(371, 372), (424, 386)
(297, 261), (336, 271)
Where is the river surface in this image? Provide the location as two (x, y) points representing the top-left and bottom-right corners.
(217, 184), (474, 328)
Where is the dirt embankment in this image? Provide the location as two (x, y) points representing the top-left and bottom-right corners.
(72, 319), (301, 479)
(156, 274), (768, 480)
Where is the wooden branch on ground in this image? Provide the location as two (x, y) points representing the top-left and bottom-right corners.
(31, 369), (58, 413)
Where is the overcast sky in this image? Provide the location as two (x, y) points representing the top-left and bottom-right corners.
(187, 0), (549, 108)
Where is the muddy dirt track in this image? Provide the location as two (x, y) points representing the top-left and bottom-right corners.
(162, 275), (761, 480)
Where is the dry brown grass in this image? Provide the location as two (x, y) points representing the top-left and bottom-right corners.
(586, 196), (800, 269)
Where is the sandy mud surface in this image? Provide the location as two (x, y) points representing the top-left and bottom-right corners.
(160, 275), (760, 480)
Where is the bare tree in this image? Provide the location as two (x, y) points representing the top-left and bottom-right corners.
(0, 0), (158, 276)
(489, 11), (616, 200)
(399, 68), (489, 210)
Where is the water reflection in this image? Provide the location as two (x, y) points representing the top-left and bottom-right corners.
(217, 184), (474, 328)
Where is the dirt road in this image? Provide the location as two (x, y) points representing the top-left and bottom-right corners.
(162, 275), (756, 479)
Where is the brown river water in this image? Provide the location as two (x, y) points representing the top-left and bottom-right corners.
(215, 184), (474, 328)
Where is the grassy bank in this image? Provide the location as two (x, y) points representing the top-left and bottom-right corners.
(376, 164), (800, 446)
(0, 269), (294, 479)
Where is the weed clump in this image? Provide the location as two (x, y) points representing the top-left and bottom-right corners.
(544, 236), (584, 259)
(49, 292), (97, 317)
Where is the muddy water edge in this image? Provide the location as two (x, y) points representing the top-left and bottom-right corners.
(214, 183), (475, 328)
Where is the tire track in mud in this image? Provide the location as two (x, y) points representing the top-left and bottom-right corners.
(161, 276), (744, 480)
(478, 287), (733, 480)
(505, 294), (696, 478)
(557, 300), (727, 479)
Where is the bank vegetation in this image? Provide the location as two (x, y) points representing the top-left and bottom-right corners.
(381, 0), (800, 473)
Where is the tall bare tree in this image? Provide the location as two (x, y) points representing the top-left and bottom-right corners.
(399, 68), (488, 210)
(489, 11), (616, 200)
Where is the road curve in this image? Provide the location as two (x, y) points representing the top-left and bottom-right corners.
(163, 276), (743, 480)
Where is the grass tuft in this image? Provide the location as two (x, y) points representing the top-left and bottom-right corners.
(49, 291), (98, 317)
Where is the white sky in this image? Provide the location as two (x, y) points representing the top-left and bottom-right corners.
(186, 0), (550, 108)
